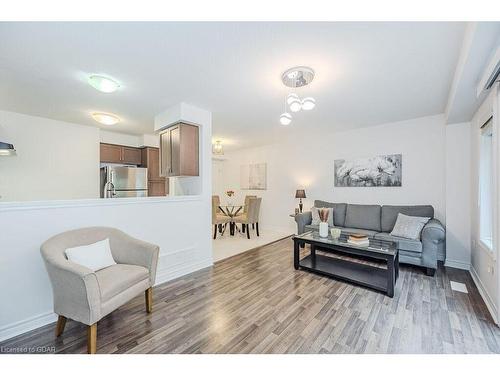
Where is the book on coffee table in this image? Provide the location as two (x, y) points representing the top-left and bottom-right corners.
(347, 233), (369, 246)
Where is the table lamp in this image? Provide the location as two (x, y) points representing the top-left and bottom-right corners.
(295, 189), (306, 213)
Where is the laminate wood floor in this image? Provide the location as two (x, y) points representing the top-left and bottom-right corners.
(2, 238), (499, 354)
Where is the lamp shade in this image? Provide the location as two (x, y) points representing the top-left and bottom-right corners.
(295, 189), (306, 198)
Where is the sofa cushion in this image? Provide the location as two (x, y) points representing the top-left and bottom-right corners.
(344, 204), (381, 232)
(314, 200), (347, 227)
(390, 213), (430, 240)
(373, 232), (423, 253)
(96, 264), (149, 301)
(381, 205), (434, 232)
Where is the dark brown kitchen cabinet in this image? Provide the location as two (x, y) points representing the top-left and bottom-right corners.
(141, 146), (168, 196)
(148, 180), (166, 196)
(159, 123), (199, 177)
(100, 143), (123, 163)
(100, 143), (142, 165)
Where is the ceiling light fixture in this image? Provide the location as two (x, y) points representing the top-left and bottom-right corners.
(0, 142), (16, 156)
(301, 97), (316, 111)
(279, 112), (292, 126)
(88, 75), (120, 93)
(281, 66), (315, 88)
(92, 112), (120, 125)
(212, 140), (224, 155)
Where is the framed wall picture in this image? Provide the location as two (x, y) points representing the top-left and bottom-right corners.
(334, 154), (402, 187)
(240, 163), (267, 190)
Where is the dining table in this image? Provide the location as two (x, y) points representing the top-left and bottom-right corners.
(219, 204), (243, 236)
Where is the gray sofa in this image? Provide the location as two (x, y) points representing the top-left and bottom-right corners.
(295, 200), (445, 275)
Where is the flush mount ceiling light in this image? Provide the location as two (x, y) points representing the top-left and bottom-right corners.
(287, 93), (302, 112)
(0, 142), (16, 156)
(279, 112), (292, 126)
(301, 97), (316, 111)
(88, 75), (120, 93)
(212, 140), (224, 155)
(92, 112), (120, 125)
(281, 66), (315, 88)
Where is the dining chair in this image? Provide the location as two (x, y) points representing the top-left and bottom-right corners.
(236, 195), (256, 232)
(233, 197), (261, 239)
(212, 196), (230, 239)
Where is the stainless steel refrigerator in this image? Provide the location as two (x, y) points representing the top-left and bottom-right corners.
(100, 166), (148, 198)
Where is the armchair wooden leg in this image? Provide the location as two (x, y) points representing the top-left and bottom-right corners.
(246, 224), (250, 239)
(213, 225), (217, 239)
(256, 222), (259, 236)
(145, 287), (153, 313)
(87, 323), (97, 354)
(55, 315), (66, 337)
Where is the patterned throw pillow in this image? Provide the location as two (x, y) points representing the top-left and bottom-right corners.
(311, 207), (334, 227)
(390, 213), (430, 240)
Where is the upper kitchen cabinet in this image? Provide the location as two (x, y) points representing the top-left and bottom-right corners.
(100, 143), (142, 165)
(159, 123), (199, 177)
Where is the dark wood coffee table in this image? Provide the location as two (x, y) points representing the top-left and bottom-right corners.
(293, 231), (399, 297)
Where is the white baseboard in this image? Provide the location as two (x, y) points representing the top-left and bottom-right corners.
(0, 311), (57, 343)
(470, 266), (498, 325)
(445, 259), (471, 270)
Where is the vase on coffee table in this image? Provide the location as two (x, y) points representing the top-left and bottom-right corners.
(319, 222), (328, 237)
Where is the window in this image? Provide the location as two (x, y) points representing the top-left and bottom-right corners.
(479, 117), (493, 251)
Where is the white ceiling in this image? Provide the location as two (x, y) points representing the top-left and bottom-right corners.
(0, 22), (466, 150)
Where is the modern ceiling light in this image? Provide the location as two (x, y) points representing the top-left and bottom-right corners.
(279, 112), (292, 126)
(287, 93), (302, 112)
(88, 75), (120, 93)
(281, 66), (315, 88)
(301, 97), (316, 111)
(212, 140), (224, 155)
(0, 142), (16, 156)
(92, 112), (120, 125)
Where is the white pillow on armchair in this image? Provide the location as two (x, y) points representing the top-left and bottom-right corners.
(65, 238), (117, 272)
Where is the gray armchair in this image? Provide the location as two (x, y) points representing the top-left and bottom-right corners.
(40, 227), (159, 354)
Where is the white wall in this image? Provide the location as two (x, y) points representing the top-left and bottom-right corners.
(100, 130), (159, 148)
(0, 105), (212, 341)
(218, 115), (447, 246)
(445, 122), (472, 270)
(470, 87), (499, 324)
(0, 110), (100, 202)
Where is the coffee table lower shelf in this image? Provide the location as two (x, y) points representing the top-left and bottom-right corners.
(299, 254), (389, 294)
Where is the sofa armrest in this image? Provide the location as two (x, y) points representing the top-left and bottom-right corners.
(421, 219), (445, 243)
(295, 211), (312, 234)
(419, 219), (445, 270)
(111, 233), (160, 286)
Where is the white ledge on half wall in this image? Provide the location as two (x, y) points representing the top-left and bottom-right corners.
(0, 195), (202, 212)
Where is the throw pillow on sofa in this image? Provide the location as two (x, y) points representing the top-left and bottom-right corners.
(311, 207), (334, 227)
(390, 213), (430, 240)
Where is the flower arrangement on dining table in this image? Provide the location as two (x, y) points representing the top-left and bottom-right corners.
(225, 190), (235, 206)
